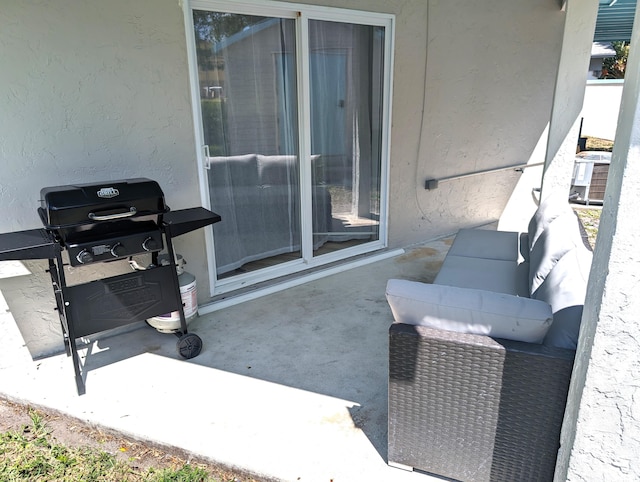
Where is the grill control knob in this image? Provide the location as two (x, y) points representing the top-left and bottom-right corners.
(76, 249), (94, 265)
(110, 243), (126, 258)
(142, 236), (159, 252)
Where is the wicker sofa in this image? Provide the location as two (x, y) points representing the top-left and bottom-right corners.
(385, 194), (592, 481)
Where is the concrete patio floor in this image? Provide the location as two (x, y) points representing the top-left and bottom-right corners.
(0, 236), (454, 482)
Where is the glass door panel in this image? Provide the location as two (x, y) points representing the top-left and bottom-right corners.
(192, 12), (301, 278)
(308, 21), (385, 256)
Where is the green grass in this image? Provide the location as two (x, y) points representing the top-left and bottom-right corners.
(575, 208), (601, 250)
(0, 409), (218, 482)
(585, 136), (614, 152)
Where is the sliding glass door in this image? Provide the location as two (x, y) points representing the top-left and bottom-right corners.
(185, 2), (394, 294)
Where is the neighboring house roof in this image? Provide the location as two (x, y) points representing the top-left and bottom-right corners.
(595, 0), (637, 42)
(591, 41), (616, 58)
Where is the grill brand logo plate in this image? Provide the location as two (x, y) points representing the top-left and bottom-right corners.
(97, 187), (119, 199)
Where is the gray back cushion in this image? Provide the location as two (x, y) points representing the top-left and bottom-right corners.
(533, 246), (592, 349)
(257, 155), (298, 186)
(527, 191), (574, 250)
(434, 255), (529, 297)
(529, 212), (583, 294)
(209, 154), (259, 187)
(447, 228), (521, 262)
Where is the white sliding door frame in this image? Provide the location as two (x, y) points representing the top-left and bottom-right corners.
(182, 0), (395, 297)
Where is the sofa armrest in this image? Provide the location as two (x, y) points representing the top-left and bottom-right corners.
(388, 323), (575, 481)
(385, 279), (553, 343)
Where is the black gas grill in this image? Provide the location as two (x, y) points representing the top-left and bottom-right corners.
(39, 178), (168, 266)
(0, 178), (220, 395)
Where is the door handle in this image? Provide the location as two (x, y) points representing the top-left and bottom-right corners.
(203, 145), (211, 170)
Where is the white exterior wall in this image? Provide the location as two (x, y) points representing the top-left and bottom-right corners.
(581, 80), (624, 141)
(391, 0), (564, 244)
(1, 0), (566, 354)
(0, 0), (201, 227)
(0, 0), (209, 355)
(542, 0), (598, 200)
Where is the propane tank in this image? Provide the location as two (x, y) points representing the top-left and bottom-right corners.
(146, 254), (198, 333)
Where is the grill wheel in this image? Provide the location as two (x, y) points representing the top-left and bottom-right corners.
(177, 333), (203, 359)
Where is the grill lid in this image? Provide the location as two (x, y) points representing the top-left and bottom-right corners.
(39, 178), (168, 229)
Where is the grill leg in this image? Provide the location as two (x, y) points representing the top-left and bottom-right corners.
(50, 252), (85, 395)
(69, 336), (85, 395)
(163, 228), (203, 359)
(47, 258), (71, 358)
(164, 229), (189, 335)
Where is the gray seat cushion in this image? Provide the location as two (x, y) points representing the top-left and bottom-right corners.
(435, 254), (530, 297)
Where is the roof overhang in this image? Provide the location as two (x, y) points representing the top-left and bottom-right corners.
(595, 0), (637, 42)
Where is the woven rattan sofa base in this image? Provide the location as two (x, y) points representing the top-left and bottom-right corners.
(388, 323), (575, 482)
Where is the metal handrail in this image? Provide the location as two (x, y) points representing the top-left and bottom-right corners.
(424, 161), (545, 190)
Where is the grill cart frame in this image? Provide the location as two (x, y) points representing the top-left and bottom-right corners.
(0, 179), (220, 395)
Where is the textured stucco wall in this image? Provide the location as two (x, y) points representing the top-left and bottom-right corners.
(541, 0), (598, 199)
(556, 3), (640, 478)
(392, 0), (564, 245)
(0, 0), (566, 354)
(0, 0), (200, 228)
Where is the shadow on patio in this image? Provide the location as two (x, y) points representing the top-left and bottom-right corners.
(0, 236), (453, 482)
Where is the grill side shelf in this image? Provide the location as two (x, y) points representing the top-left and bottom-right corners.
(162, 207), (221, 238)
(0, 229), (59, 261)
